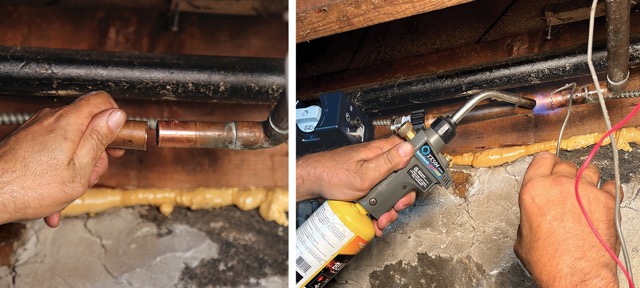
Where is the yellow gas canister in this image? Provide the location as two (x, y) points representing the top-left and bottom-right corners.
(295, 200), (375, 288)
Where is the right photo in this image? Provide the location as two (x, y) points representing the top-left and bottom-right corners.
(295, 0), (640, 287)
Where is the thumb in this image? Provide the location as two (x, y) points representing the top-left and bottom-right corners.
(363, 141), (413, 184)
(73, 108), (127, 180)
(44, 212), (61, 228)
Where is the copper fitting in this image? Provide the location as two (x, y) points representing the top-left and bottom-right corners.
(108, 120), (148, 150)
(156, 121), (230, 148)
(156, 120), (279, 150)
(156, 95), (287, 150)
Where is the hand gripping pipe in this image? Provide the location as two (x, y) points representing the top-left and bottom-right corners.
(156, 93), (288, 149)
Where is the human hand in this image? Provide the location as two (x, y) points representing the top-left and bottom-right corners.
(0, 91), (127, 228)
(297, 136), (416, 236)
(514, 152), (620, 287)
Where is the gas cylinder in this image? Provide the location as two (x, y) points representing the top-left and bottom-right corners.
(295, 200), (375, 288)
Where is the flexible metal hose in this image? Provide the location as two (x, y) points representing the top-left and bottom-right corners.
(0, 112), (32, 125)
(0, 112), (158, 129)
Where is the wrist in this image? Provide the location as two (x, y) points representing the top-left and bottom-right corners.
(296, 155), (323, 201)
(533, 263), (618, 288)
(0, 176), (19, 225)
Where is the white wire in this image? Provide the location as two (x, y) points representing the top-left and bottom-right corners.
(553, 83), (576, 156)
(587, 0), (633, 282)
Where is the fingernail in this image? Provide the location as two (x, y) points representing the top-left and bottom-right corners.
(107, 110), (126, 131)
(398, 142), (413, 158)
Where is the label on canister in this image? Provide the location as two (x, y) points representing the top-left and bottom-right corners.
(295, 202), (369, 287)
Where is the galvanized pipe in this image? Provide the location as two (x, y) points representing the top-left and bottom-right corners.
(605, 0), (631, 92)
(156, 95), (288, 149)
(0, 46), (285, 104)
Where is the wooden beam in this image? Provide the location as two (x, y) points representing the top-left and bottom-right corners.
(0, 4), (287, 58)
(544, 0), (605, 26)
(296, 0), (472, 43)
(173, 0), (287, 16)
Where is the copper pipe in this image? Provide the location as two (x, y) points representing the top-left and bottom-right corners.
(156, 120), (279, 149)
(156, 95), (288, 150)
(108, 120), (148, 151)
(156, 121), (232, 148)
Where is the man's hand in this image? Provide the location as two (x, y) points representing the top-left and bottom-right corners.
(514, 152), (620, 287)
(0, 91), (127, 228)
(297, 136), (416, 236)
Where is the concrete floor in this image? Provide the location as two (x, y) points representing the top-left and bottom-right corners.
(0, 206), (287, 288)
(330, 146), (640, 288)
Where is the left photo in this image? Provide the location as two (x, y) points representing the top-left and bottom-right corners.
(0, 1), (288, 287)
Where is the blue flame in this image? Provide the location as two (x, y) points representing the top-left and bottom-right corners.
(531, 92), (561, 116)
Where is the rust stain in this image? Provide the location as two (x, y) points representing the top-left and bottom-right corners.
(451, 170), (472, 199)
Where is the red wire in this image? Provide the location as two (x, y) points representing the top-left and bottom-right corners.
(575, 101), (640, 288)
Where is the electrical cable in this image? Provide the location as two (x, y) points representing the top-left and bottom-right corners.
(553, 83), (577, 156)
(586, 0), (634, 284)
(575, 101), (640, 288)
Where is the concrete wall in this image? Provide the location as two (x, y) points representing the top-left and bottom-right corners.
(332, 150), (640, 288)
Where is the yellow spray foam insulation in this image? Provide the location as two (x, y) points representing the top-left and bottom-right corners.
(62, 187), (288, 226)
(449, 126), (640, 168)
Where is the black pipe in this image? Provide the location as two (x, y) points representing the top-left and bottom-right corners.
(0, 46), (285, 104)
(605, 0), (630, 92)
(262, 92), (288, 147)
(348, 39), (640, 115)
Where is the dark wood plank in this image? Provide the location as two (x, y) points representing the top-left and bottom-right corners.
(297, 29), (367, 79)
(297, 9), (640, 99)
(346, 0), (513, 70)
(0, 5), (287, 58)
(173, 0), (287, 16)
(544, 0), (606, 26)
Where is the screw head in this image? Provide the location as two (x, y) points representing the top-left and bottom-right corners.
(369, 198), (377, 206)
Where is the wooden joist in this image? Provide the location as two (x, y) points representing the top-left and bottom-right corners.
(172, 0), (287, 16)
(296, 0), (471, 43)
(544, 0), (605, 26)
(0, 4), (287, 58)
